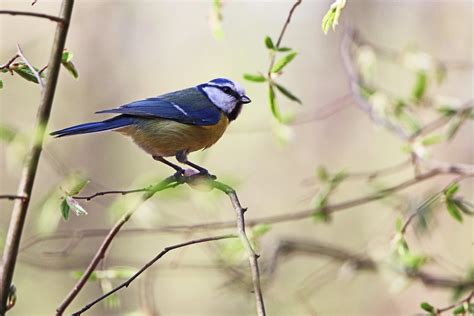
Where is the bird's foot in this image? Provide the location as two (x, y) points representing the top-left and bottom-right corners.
(182, 168), (216, 180)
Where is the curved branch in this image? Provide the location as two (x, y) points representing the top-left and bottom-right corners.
(72, 235), (236, 315)
(212, 181), (266, 316)
(55, 174), (180, 315)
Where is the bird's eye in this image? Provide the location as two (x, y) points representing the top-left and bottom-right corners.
(222, 87), (232, 94)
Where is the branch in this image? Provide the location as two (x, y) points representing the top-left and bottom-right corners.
(55, 174), (180, 315)
(73, 187), (150, 200)
(264, 237), (474, 290)
(0, 10), (65, 24)
(211, 181), (266, 316)
(267, 0), (302, 74)
(0, 54), (19, 70)
(275, 0), (302, 48)
(437, 291), (474, 314)
(72, 234), (236, 315)
(0, 195), (27, 201)
(0, 0), (75, 312)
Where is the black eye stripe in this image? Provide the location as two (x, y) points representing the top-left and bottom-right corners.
(216, 86), (240, 99)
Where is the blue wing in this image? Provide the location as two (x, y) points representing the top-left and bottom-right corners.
(96, 87), (222, 126)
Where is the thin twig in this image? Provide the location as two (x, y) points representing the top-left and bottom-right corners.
(71, 234), (236, 315)
(0, 0), (75, 312)
(55, 174), (179, 315)
(0, 195), (27, 201)
(0, 10), (65, 24)
(268, 0), (302, 74)
(16, 44), (44, 90)
(436, 290), (474, 314)
(0, 54), (19, 70)
(73, 187), (150, 200)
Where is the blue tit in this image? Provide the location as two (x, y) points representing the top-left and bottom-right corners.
(51, 78), (251, 175)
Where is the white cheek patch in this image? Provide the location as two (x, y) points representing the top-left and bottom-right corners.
(203, 86), (237, 113)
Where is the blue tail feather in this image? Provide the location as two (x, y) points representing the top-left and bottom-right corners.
(50, 115), (134, 137)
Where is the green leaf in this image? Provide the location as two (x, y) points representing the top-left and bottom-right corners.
(0, 125), (17, 143)
(274, 83), (301, 104)
(421, 134), (445, 146)
(321, 0), (347, 34)
(271, 51), (298, 73)
(453, 200), (474, 215)
(276, 47), (292, 52)
(252, 223), (271, 238)
(61, 61), (79, 79)
(243, 73), (266, 83)
(316, 166), (329, 182)
(62, 50), (73, 63)
(395, 217), (403, 232)
(60, 49), (79, 79)
(60, 198), (70, 221)
(268, 84), (282, 122)
(66, 196), (88, 216)
(444, 182), (459, 198)
(210, 0), (224, 40)
(420, 302), (435, 313)
(412, 71), (427, 102)
(0, 79), (3, 89)
(453, 305), (465, 315)
(312, 210), (330, 223)
(264, 36), (274, 49)
(68, 178), (89, 196)
(70, 270), (98, 281)
(446, 199), (463, 223)
(12, 63), (40, 83)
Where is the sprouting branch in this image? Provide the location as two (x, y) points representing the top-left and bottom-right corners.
(56, 174), (180, 315)
(0, 10), (65, 24)
(16, 44), (44, 90)
(57, 174), (266, 316)
(71, 234), (236, 315)
(0, 0), (75, 312)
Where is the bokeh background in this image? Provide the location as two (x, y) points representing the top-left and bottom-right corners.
(0, 0), (472, 315)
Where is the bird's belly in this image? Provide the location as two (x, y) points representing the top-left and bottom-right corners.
(117, 115), (229, 157)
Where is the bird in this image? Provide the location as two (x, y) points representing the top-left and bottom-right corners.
(51, 78), (251, 176)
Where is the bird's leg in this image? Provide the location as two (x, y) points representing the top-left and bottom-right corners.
(152, 155), (185, 176)
(175, 150), (215, 178)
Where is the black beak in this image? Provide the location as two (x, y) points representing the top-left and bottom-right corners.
(240, 95), (251, 104)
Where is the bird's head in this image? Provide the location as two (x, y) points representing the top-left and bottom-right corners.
(197, 78), (251, 121)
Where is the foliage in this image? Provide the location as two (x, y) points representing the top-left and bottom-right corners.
(322, 0), (347, 34)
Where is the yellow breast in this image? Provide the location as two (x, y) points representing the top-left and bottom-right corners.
(117, 113), (230, 157)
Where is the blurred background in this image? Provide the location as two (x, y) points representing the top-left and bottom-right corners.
(0, 0), (472, 315)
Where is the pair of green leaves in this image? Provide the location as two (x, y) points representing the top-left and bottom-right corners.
(244, 35), (301, 122)
(0, 49), (78, 89)
(421, 301), (474, 315)
(443, 183), (473, 223)
(60, 177), (89, 220)
(311, 167), (348, 222)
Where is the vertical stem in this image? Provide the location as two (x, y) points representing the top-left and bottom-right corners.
(0, 0), (74, 313)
